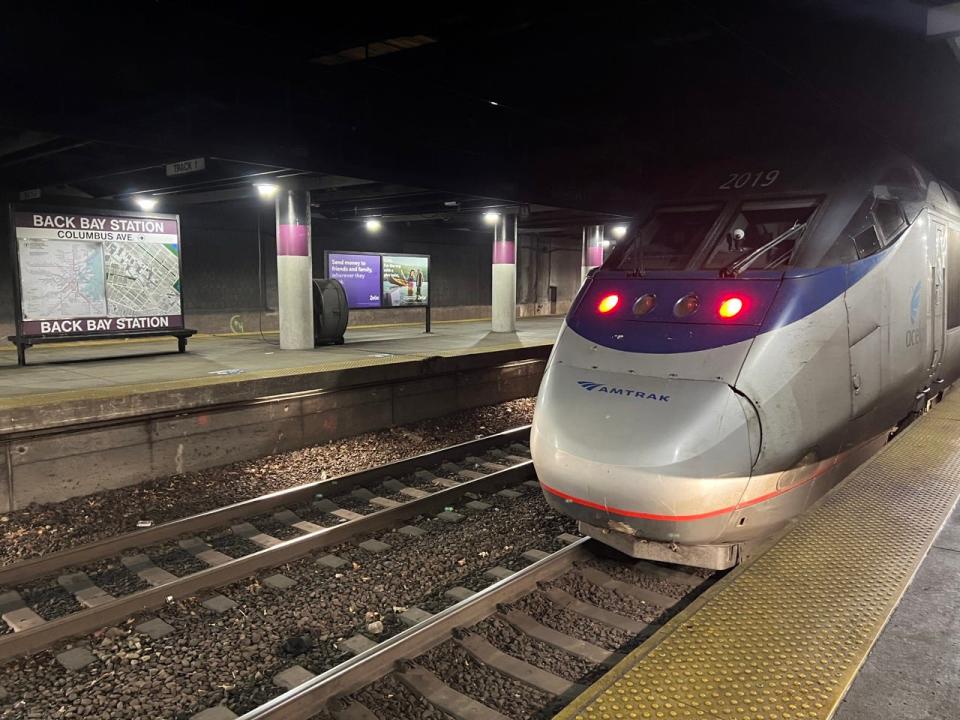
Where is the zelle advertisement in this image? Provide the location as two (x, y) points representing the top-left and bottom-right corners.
(326, 251), (430, 310)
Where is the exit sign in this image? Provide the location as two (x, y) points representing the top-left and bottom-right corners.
(165, 157), (206, 176)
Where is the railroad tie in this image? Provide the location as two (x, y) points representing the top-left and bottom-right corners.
(330, 701), (379, 720)
(630, 558), (703, 589)
(273, 664), (316, 690)
(576, 565), (677, 608)
(190, 706), (238, 720)
(498, 610), (624, 667)
(57, 572), (116, 609)
(399, 487), (430, 499)
(121, 554), (179, 586)
(541, 587), (649, 634)
(0, 590), (46, 632)
(178, 537), (233, 567)
(231, 522), (281, 548)
(395, 663), (511, 720)
(331, 508), (365, 522)
(455, 633), (583, 696)
(368, 496), (402, 509)
(273, 509), (324, 534)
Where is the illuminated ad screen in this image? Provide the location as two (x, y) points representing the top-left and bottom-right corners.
(326, 252), (429, 309)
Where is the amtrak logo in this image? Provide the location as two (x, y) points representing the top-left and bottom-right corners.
(911, 281), (921, 324)
(577, 380), (670, 402)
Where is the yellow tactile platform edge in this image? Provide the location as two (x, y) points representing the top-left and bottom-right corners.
(557, 395), (960, 720)
(0, 340), (547, 412)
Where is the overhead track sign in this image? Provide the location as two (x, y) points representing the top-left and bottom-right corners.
(165, 157), (205, 176)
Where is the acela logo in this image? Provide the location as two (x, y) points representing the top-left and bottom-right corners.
(910, 281), (921, 325)
(577, 380), (669, 402)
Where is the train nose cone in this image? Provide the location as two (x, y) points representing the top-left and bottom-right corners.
(531, 363), (757, 545)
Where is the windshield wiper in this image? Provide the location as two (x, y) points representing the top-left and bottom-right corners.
(719, 221), (806, 278)
(628, 236), (646, 277)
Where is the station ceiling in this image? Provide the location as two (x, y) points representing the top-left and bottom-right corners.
(3, 2), (960, 217)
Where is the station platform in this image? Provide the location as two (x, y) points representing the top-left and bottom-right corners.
(0, 316), (561, 434)
(557, 391), (960, 720)
(0, 316), (560, 512)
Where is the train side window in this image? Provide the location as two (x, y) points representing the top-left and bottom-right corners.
(853, 226), (882, 259)
(948, 227), (960, 329)
(873, 199), (906, 245)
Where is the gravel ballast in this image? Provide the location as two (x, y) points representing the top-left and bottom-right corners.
(0, 485), (577, 719)
(0, 399), (535, 566)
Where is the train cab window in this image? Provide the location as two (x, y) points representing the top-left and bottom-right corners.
(873, 199), (906, 244)
(611, 205), (722, 271)
(853, 226), (882, 258)
(702, 198), (819, 270)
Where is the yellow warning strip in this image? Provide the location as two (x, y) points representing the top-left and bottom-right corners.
(557, 394), (960, 720)
(0, 316), (506, 351)
(0, 340), (548, 412)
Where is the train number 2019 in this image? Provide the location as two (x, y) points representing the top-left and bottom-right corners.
(719, 170), (780, 190)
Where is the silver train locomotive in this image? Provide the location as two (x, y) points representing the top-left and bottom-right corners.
(531, 146), (960, 568)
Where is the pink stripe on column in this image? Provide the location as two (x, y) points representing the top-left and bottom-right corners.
(493, 240), (515, 264)
(277, 224), (309, 256)
(586, 245), (604, 266)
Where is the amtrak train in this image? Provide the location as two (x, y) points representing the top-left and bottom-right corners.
(531, 146), (960, 568)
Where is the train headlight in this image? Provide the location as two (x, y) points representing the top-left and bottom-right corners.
(718, 296), (744, 319)
(597, 293), (620, 314)
(673, 293), (700, 318)
(633, 293), (656, 316)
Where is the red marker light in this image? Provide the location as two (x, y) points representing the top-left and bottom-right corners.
(718, 296), (744, 319)
(597, 293), (620, 314)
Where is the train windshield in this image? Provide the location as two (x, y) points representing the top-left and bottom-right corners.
(611, 204), (722, 271)
(702, 198), (820, 270)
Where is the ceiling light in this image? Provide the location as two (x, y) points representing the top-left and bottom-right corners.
(612, 225), (628, 239)
(254, 182), (279, 199)
(134, 196), (158, 211)
(483, 211), (501, 225)
(365, 219), (383, 233)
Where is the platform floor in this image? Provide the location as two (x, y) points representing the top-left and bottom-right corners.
(833, 495), (959, 719)
(558, 392), (960, 720)
(0, 316), (562, 408)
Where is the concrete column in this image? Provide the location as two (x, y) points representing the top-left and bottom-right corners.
(581, 225), (604, 283)
(275, 188), (314, 350)
(492, 214), (518, 332)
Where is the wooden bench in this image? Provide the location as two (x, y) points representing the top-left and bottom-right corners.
(7, 329), (197, 367)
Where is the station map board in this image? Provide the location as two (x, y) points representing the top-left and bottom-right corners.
(10, 207), (185, 338)
(326, 251), (430, 310)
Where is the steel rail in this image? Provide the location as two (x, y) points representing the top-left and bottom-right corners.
(0, 461), (537, 661)
(236, 538), (593, 720)
(0, 425), (532, 587)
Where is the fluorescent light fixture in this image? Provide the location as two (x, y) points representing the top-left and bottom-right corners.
(612, 224), (628, 239)
(134, 196), (158, 211)
(365, 219), (383, 233)
(254, 182), (279, 199)
(483, 211), (501, 225)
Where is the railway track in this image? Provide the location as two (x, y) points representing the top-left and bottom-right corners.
(0, 426), (535, 662)
(224, 539), (710, 720)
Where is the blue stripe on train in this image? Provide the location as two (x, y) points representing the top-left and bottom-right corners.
(566, 251), (887, 354)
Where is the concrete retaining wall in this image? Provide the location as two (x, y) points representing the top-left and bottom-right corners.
(0, 353), (546, 511)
